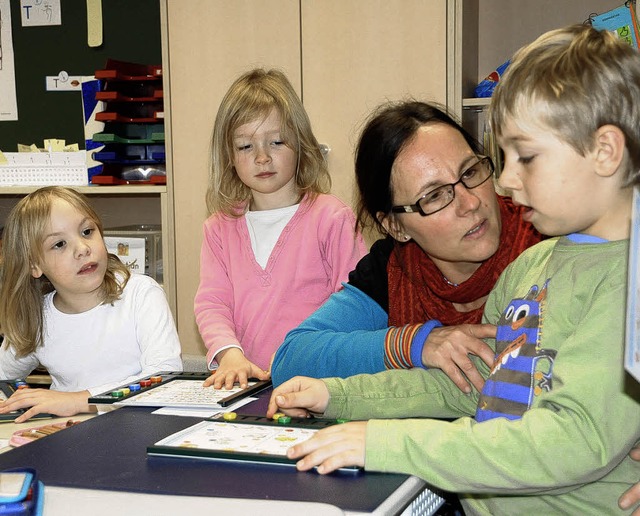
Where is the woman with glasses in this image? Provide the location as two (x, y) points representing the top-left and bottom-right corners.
(270, 100), (542, 392)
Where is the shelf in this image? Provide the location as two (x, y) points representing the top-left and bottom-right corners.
(96, 111), (165, 123)
(93, 144), (166, 163)
(96, 90), (163, 102)
(95, 59), (162, 81)
(0, 185), (167, 195)
(91, 174), (166, 186)
(92, 132), (165, 144)
(463, 97), (491, 109)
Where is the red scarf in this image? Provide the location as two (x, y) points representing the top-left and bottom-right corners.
(387, 196), (542, 326)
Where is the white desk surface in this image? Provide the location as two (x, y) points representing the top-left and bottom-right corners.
(43, 487), (346, 515)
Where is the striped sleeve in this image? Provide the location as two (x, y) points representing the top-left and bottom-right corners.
(383, 320), (443, 370)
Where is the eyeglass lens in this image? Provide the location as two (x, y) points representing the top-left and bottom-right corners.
(418, 158), (492, 215)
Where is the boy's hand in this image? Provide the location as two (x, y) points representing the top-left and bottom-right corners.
(204, 348), (269, 390)
(267, 376), (330, 418)
(0, 388), (90, 423)
(619, 446), (640, 514)
(286, 421), (367, 474)
(422, 323), (496, 393)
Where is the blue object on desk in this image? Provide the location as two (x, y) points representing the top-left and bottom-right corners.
(0, 468), (43, 516)
(0, 471), (32, 504)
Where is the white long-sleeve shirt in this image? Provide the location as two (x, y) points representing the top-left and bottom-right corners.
(0, 274), (182, 395)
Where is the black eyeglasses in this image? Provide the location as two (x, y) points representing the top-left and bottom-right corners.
(391, 156), (494, 217)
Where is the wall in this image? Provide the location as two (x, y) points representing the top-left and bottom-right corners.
(165, 1), (448, 356)
(0, 0), (161, 151)
(477, 0), (635, 81)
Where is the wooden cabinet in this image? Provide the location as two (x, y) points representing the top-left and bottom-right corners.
(163, 0), (448, 355)
(163, 0), (300, 356)
(300, 1), (447, 206)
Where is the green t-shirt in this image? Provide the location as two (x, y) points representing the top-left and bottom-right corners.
(324, 237), (640, 515)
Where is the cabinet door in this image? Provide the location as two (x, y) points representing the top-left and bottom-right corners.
(165, 0), (300, 355)
(302, 0), (447, 209)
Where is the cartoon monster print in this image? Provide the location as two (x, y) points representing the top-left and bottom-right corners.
(476, 280), (557, 422)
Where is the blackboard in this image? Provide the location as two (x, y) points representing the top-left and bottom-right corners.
(0, 0), (161, 151)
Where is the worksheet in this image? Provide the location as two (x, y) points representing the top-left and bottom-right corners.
(152, 420), (316, 457)
(147, 415), (361, 470)
(115, 379), (261, 408)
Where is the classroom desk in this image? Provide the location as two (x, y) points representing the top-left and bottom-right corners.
(0, 391), (444, 515)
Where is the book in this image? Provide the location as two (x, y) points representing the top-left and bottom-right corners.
(591, 3), (640, 49)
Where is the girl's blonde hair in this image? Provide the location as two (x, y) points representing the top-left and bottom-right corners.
(206, 68), (331, 216)
(0, 186), (130, 356)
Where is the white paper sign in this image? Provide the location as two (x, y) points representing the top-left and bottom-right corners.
(0, 0), (18, 121)
(20, 0), (61, 27)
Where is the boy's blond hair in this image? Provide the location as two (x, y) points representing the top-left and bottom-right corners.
(206, 68), (331, 216)
(490, 24), (640, 186)
(0, 186), (130, 356)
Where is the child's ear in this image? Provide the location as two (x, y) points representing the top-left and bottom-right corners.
(593, 124), (625, 178)
(30, 264), (43, 279)
(376, 211), (411, 243)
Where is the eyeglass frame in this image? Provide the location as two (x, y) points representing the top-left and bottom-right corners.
(390, 156), (495, 217)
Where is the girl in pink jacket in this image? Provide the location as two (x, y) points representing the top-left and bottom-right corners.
(195, 68), (366, 390)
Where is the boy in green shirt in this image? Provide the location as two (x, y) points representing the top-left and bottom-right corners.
(268, 23), (640, 514)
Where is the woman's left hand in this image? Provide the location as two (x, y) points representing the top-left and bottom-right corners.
(286, 421), (367, 474)
(422, 323), (496, 393)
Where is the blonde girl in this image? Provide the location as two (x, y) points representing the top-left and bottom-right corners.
(0, 186), (181, 422)
(195, 68), (366, 389)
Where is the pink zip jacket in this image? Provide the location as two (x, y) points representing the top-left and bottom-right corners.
(194, 193), (367, 371)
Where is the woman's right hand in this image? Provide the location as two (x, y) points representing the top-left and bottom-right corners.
(204, 348), (270, 390)
(267, 376), (330, 419)
(422, 323), (496, 393)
